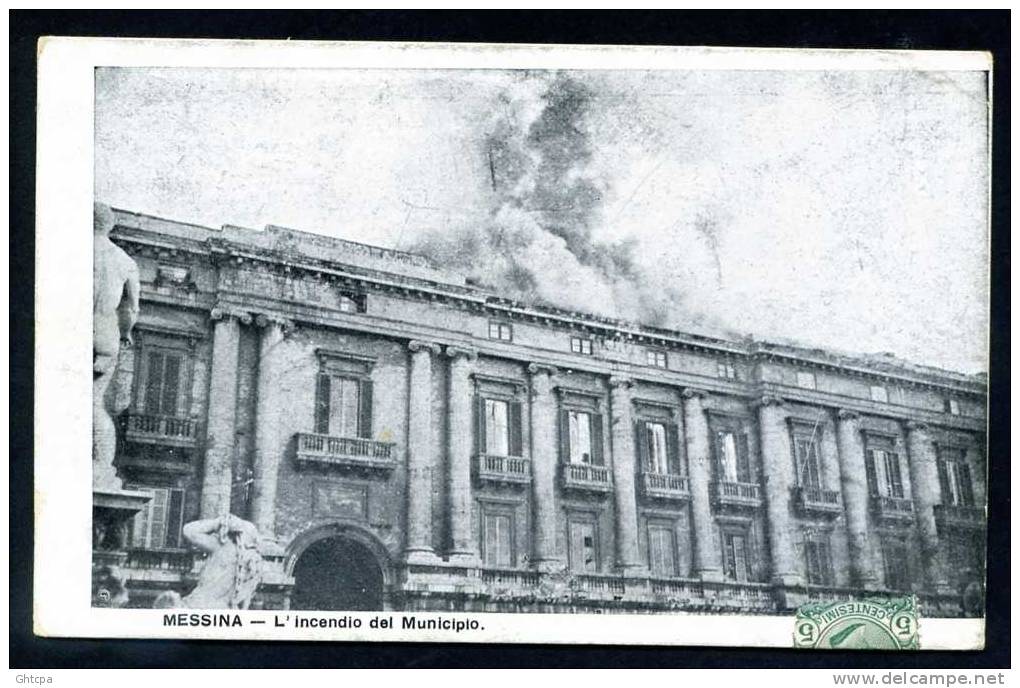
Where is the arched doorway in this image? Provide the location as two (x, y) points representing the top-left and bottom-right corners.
(290, 535), (385, 611)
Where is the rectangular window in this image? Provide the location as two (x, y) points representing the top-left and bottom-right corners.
(478, 397), (523, 457)
(571, 337), (593, 355)
(882, 538), (910, 591)
(796, 371), (816, 390)
(484, 399), (510, 456)
(864, 436), (904, 498)
(646, 350), (668, 368)
(645, 421), (670, 474)
(315, 375), (373, 439)
(945, 398), (961, 415)
(488, 321), (512, 342)
(882, 450), (905, 498)
(568, 520), (598, 573)
(793, 434), (822, 489)
(937, 449), (974, 507)
(130, 486), (185, 549)
(717, 361), (737, 379)
(715, 428), (751, 482)
(143, 349), (184, 416)
(568, 410), (593, 465)
(870, 385), (889, 403)
(482, 511), (514, 568)
(560, 406), (603, 466)
(805, 537), (834, 586)
(723, 532), (750, 582)
(648, 524), (677, 577)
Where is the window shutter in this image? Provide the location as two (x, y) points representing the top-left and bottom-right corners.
(634, 421), (648, 471)
(358, 379), (373, 439)
(476, 396), (487, 455)
(887, 453), (904, 498)
(314, 374), (331, 434)
(737, 431), (751, 482)
(958, 462), (974, 506)
(144, 351), (164, 414)
(131, 487), (153, 548)
(508, 401), (523, 457)
(590, 413), (604, 466)
(558, 409), (571, 464)
(161, 354), (182, 416)
(865, 450), (880, 495)
(165, 489), (185, 548)
(666, 422), (680, 475)
(936, 458), (952, 504)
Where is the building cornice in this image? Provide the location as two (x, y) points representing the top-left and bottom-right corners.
(110, 214), (987, 400)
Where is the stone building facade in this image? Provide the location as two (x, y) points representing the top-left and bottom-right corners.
(104, 209), (988, 616)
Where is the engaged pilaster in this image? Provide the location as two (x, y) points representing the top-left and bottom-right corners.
(756, 394), (802, 586)
(251, 314), (293, 543)
(682, 388), (723, 581)
(528, 363), (562, 571)
(609, 376), (644, 575)
(835, 409), (879, 588)
(405, 340), (442, 565)
(446, 345), (479, 566)
(200, 307), (249, 518)
(905, 420), (951, 592)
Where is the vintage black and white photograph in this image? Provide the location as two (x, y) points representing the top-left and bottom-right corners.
(28, 38), (994, 650)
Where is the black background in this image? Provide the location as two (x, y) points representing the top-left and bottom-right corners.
(9, 10), (1010, 669)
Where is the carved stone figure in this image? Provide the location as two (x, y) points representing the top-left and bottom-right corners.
(154, 514), (263, 610)
(93, 203), (140, 489)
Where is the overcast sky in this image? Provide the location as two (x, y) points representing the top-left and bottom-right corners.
(95, 67), (989, 374)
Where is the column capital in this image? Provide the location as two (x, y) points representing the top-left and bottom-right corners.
(837, 408), (861, 421)
(609, 375), (634, 390)
(752, 393), (785, 409)
(445, 345), (478, 361)
(210, 306), (252, 325)
(905, 419), (930, 433)
(681, 387), (710, 401)
(527, 362), (557, 377)
(254, 313), (294, 333)
(408, 340), (442, 356)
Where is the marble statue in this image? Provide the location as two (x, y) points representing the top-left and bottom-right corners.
(154, 514), (263, 609)
(93, 203), (140, 489)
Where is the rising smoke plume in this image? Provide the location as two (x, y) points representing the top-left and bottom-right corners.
(409, 73), (731, 336)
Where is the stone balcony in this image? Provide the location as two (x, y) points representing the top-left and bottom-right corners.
(475, 453), (532, 487)
(640, 472), (691, 501)
(123, 413), (199, 449)
(124, 547), (197, 575)
(710, 480), (763, 510)
(792, 485), (843, 518)
(648, 577), (776, 613)
(560, 462), (614, 494)
(870, 494), (915, 525)
(933, 503), (985, 532)
(293, 432), (396, 473)
(571, 573), (627, 599)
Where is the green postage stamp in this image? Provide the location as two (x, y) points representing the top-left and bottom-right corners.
(794, 596), (919, 650)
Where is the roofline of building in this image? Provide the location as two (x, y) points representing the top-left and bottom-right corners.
(107, 207), (988, 397)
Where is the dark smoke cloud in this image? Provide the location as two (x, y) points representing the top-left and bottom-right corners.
(409, 73), (731, 336)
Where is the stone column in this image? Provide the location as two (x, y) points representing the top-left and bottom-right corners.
(682, 388), (722, 581)
(405, 340), (442, 565)
(905, 421), (951, 592)
(609, 376), (644, 575)
(756, 394), (801, 586)
(251, 315), (292, 543)
(835, 409), (879, 588)
(528, 363), (562, 571)
(200, 308), (249, 518)
(446, 346), (479, 566)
